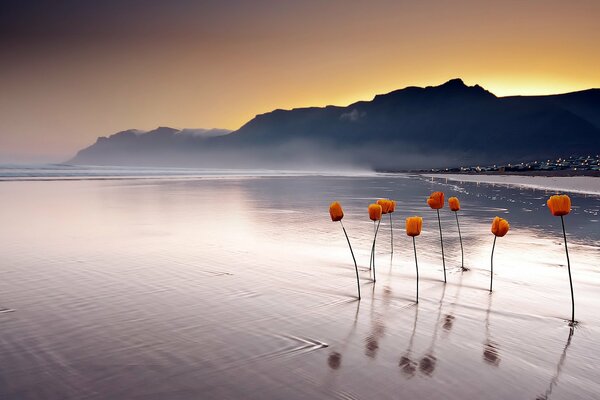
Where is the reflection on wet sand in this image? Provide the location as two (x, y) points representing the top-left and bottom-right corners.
(536, 329), (574, 400)
(1, 175), (598, 399)
(398, 284), (450, 379)
(399, 305), (419, 378)
(327, 301), (361, 370)
(483, 294), (501, 367)
(443, 314), (455, 331)
(419, 284), (447, 376)
(365, 285), (386, 359)
(443, 272), (464, 334)
(327, 352), (342, 370)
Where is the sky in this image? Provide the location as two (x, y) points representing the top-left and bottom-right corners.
(1, 0), (599, 162)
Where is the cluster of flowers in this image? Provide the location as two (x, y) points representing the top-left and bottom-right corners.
(329, 193), (575, 324)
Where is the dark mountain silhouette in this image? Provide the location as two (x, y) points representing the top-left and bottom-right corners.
(69, 79), (600, 169)
(71, 127), (232, 167)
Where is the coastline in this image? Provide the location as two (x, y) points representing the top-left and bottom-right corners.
(423, 173), (600, 195)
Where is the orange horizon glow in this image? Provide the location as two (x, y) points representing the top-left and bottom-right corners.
(1, 1), (599, 162)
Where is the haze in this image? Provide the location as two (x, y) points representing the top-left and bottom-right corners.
(1, 0), (599, 162)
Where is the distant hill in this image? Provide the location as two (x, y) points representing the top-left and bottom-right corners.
(70, 127), (232, 167)
(69, 79), (600, 169)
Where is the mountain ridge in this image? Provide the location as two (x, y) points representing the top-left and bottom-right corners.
(70, 79), (600, 169)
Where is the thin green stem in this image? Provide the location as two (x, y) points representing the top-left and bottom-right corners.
(437, 209), (446, 282)
(371, 219), (381, 282)
(340, 221), (361, 300)
(561, 215), (575, 324)
(413, 236), (419, 303)
(369, 221), (375, 270)
(455, 212), (465, 271)
(490, 236), (496, 292)
(389, 213), (394, 254)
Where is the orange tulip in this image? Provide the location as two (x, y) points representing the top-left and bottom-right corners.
(448, 196), (465, 270)
(490, 216), (509, 292)
(389, 200), (396, 213)
(547, 195), (571, 216)
(448, 197), (460, 212)
(329, 201), (360, 299)
(491, 217), (509, 237)
(387, 199), (397, 253)
(368, 203), (383, 281)
(329, 201), (344, 222)
(427, 192), (445, 209)
(428, 191), (447, 282)
(405, 216), (423, 237)
(377, 199), (392, 214)
(546, 194), (575, 324)
(368, 204), (383, 221)
(406, 216), (423, 302)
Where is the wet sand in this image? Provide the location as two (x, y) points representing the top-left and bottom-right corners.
(0, 174), (598, 399)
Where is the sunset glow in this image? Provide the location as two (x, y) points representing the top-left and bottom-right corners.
(1, 1), (599, 162)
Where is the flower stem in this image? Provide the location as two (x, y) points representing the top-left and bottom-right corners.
(369, 221), (374, 270)
(413, 236), (419, 303)
(561, 215), (575, 325)
(436, 209), (446, 282)
(490, 236), (496, 292)
(455, 212), (465, 271)
(371, 219), (381, 282)
(389, 213), (394, 254)
(340, 220), (361, 300)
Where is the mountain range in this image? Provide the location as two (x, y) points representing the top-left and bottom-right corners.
(69, 79), (600, 170)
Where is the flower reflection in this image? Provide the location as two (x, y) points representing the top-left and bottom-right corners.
(443, 273), (464, 334)
(443, 314), (455, 331)
(399, 305), (419, 378)
(483, 294), (501, 367)
(398, 355), (417, 377)
(383, 284), (393, 306)
(536, 328), (574, 400)
(365, 334), (380, 358)
(326, 301), (361, 371)
(418, 285), (447, 377)
(483, 342), (500, 366)
(363, 284), (386, 359)
(419, 354), (437, 376)
(328, 351), (342, 370)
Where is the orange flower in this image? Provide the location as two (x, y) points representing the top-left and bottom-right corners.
(427, 192), (445, 209)
(329, 201), (344, 222)
(377, 199), (392, 214)
(448, 197), (460, 212)
(405, 216), (423, 237)
(491, 217), (509, 237)
(368, 204), (383, 221)
(388, 200), (396, 213)
(547, 195), (571, 217)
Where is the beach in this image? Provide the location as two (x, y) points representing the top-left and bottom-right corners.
(0, 173), (599, 399)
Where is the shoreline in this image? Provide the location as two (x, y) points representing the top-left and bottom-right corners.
(421, 170), (600, 177)
(423, 173), (600, 195)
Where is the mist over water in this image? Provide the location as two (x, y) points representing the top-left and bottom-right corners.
(0, 173), (598, 399)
